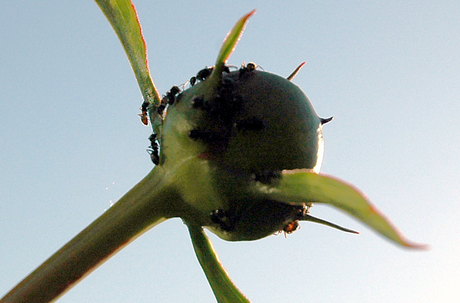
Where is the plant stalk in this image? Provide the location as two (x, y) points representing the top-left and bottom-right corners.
(1, 167), (178, 303)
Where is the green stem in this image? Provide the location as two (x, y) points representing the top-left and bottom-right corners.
(1, 168), (178, 303)
(187, 223), (250, 303)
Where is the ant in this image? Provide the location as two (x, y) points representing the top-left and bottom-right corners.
(138, 101), (149, 126)
(147, 133), (160, 165)
(189, 65), (232, 86)
(157, 85), (181, 117)
(277, 204), (310, 236)
(210, 209), (236, 232)
(234, 117), (265, 131)
(239, 62), (263, 77)
(196, 67), (213, 81)
(246, 62), (257, 71)
(188, 129), (216, 142)
(282, 220), (300, 236)
(252, 170), (281, 184)
(191, 96), (205, 109)
(157, 104), (166, 117)
(163, 85), (181, 105)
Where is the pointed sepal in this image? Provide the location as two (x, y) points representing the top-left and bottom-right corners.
(211, 10), (256, 79)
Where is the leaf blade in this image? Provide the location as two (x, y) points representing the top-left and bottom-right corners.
(94, 0), (161, 106)
(187, 222), (250, 303)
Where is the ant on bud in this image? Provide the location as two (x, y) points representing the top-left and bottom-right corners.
(239, 62), (263, 77)
(189, 65), (231, 87)
(157, 85), (182, 118)
(246, 62), (257, 71)
(164, 86), (181, 105)
(282, 220), (300, 235)
(210, 209), (236, 232)
(196, 66), (214, 81)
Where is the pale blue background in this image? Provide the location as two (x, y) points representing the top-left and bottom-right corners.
(1, 1), (459, 302)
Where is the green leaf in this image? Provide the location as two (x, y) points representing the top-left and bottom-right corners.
(94, 0), (161, 106)
(253, 169), (427, 249)
(187, 222), (250, 303)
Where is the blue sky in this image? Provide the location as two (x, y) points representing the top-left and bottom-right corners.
(1, 1), (459, 302)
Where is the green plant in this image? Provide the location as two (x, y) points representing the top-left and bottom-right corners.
(0, 1), (425, 302)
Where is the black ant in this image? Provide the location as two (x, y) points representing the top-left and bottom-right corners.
(210, 209), (236, 232)
(246, 62), (257, 71)
(196, 66), (214, 81)
(243, 62), (263, 71)
(164, 85), (181, 105)
(147, 133), (160, 165)
(157, 104), (166, 117)
(234, 117), (265, 131)
(156, 86), (181, 117)
(239, 62), (262, 77)
(191, 96), (205, 109)
(188, 129), (216, 142)
(252, 170), (281, 184)
(189, 65), (232, 87)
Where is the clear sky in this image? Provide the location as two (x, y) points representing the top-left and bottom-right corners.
(1, 1), (459, 302)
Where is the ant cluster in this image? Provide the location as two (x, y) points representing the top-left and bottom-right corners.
(188, 62), (261, 87)
(140, 63), (268, 167)
(187, 62), (264, 145)
(189, 65), (231, 86)
(157, 85), (181, 117)
(138, 85), (181, 126)
(209, 203), (310, 237)
(140, 85), (182, 165)
(210, 209), (237, 232)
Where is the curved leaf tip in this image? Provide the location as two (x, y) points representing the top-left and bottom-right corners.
(255, 169), (427, 249)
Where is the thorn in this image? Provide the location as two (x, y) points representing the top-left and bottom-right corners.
(287, 62), (306, 81)
(320, 116), (334, 125)
(300, 214), (359, 234)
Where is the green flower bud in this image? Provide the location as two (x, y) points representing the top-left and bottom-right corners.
(156, 67), (326, 240)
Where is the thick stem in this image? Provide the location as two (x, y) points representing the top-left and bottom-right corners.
(1, 167), (179, 303)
